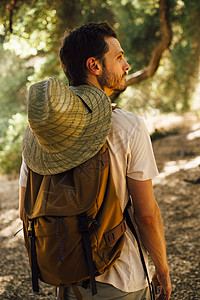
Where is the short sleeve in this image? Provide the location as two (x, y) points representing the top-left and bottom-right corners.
(19, 155), (28, 187)
(127, 118), (159, 181)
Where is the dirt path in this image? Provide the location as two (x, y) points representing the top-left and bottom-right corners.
(0, 114), (200, 299)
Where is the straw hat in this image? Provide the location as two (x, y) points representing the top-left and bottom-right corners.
(22, 77), (112, 175)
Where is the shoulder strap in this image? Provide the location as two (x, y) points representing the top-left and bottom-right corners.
(124, 199), (155, 300)
(78, 212), (97, 296)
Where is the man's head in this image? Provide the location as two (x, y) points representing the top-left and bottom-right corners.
(60, 22), (130, 95)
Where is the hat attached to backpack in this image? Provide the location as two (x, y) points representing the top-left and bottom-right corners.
(22, 77), (112, 175)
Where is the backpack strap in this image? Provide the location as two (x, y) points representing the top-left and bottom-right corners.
(71, 284), (83, 300)
(59, 285), (83, 300)
(124, 199), (155, 300)
(27, 219), (39, 292)
(104, 219), (126, 246)
(78, 212), (97, 296)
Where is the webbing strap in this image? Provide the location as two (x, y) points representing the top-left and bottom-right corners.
(104, 219), (126, 246)
(28, 220), (39, 292)
(72, 284), (83, 300)
(78, 212), (97, 296)
(58, 286), (65, 300)
(58, 285), (83, 300)
(124, 202), (155, 300)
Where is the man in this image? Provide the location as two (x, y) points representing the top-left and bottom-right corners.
(19, 22), (171, 299)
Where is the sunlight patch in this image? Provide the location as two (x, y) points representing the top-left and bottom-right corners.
(153, 156), (200, 184)
(187, 126), (200, 141)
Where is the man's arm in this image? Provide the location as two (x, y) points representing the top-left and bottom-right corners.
(127, 177), (171, 300)
(19, 186), (26, 221)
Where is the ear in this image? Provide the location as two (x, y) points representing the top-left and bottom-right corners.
(86, 57), (101, 75)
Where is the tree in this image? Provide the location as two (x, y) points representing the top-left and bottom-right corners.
(111, 0), (172, 101)
(1, 0), (172, 82)
(0, 0), (200, 173)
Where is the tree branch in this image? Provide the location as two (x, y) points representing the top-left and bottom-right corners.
(112, 0), (172, 101)
(6, 0), (18, 33)
(127, 0), (172, 85)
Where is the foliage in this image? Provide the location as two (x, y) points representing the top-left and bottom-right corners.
(113, 0), (161, 70)
(169, 0), (200, 111)
(118, 52), (188, 113)
(0, 0), (200, 173)
(116, 0), (200, 113)
(0, 45), (33, 138)
(0, 113), (27, 174)
(0, 45), (32, 174)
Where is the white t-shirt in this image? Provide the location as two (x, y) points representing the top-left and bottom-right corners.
(19, 108), (159, 292)
(97, 109), (158, 292)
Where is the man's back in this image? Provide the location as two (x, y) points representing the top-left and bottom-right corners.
(98, 108), (158, 292)
(20, 21), (171, 299)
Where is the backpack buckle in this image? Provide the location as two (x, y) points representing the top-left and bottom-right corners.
(28, 220), (34, 237)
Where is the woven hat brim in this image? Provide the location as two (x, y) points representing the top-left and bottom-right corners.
(22, 79), (112, 175)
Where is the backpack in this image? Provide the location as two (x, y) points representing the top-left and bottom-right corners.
(23, 141), (127, 299)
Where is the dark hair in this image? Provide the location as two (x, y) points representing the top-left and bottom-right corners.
(59, 22), (117, 86)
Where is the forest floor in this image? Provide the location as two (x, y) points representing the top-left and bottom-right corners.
(0, 113), (200, 300)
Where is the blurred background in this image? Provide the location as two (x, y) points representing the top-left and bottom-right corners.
(0, 0), (199, 174)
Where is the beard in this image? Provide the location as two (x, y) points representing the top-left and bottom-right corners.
(97, 65), (127, 94)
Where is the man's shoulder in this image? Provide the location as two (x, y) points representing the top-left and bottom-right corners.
(112, 108), (144, 130)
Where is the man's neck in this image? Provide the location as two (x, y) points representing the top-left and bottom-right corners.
(86, 77), (113, 97)
(87, 77), (102, 90)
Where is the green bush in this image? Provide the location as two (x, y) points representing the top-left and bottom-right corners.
(0, 113), (27, 174)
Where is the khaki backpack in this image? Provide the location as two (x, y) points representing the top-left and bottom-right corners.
(23, 141), (126, 299)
